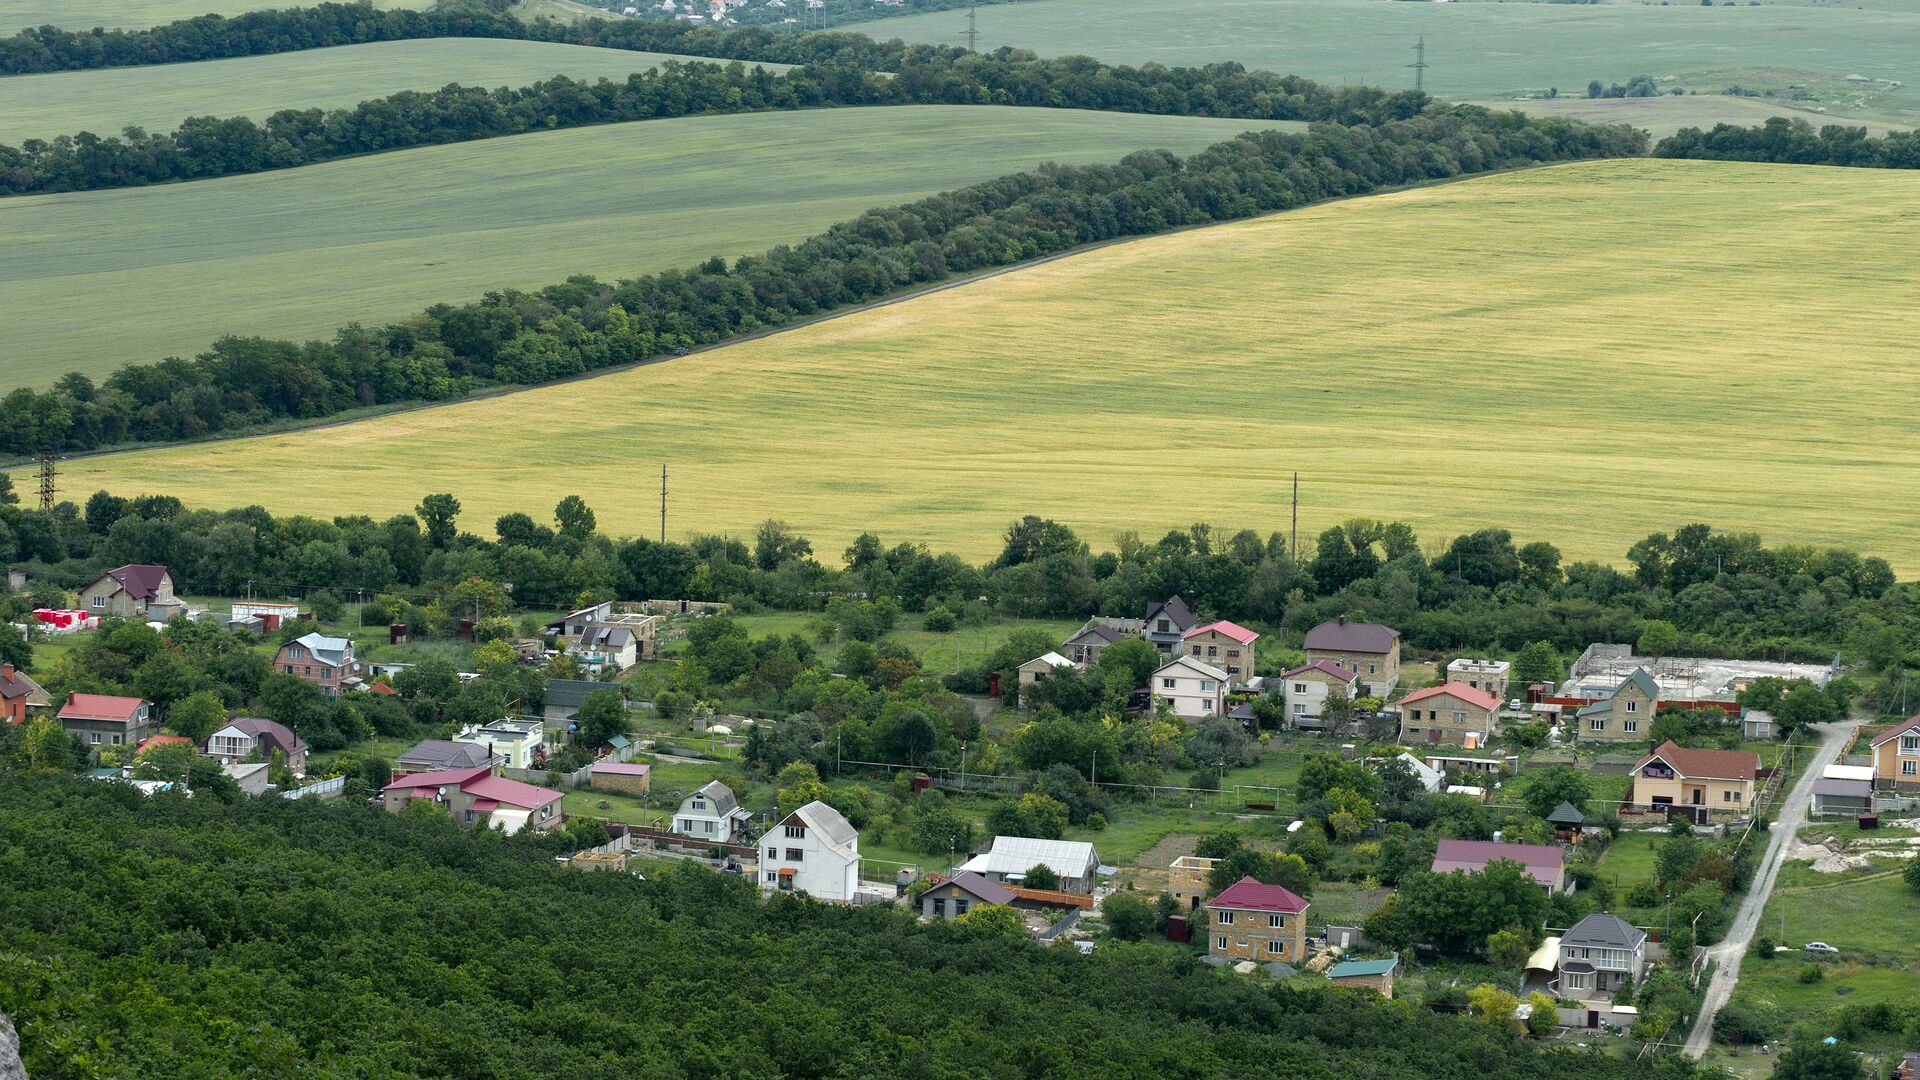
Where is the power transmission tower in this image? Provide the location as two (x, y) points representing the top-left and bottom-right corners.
(963, 3), (978, 52)
(35, 451), (56, 511)
(660, 464), (668, 543)
(1409, 36), (1428, 92)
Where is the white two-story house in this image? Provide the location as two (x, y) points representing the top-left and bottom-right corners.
(1150, 655), (1229, 721)
(1556, 913), (1648, 999)
(673, 780), (753, 844)
(758, 800), (860, 903)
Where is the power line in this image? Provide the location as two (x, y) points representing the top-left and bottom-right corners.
(1409, 35), (1428, 93)
(35, 450), (56, 511)
(963, 3), (978, 52)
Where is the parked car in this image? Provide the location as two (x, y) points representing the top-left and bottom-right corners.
(1803, 942), (1840, 955)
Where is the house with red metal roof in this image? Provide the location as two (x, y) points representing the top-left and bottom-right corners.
(1182, 620), (1259, 686)
(1431, 839), (1569, 894)
(1397, 682), (1501, 748)
(79, 564), (183, 620)
(1205, 876), (1311, 963)
(379, 765), (564, 834)
(57, 693), (152, 749)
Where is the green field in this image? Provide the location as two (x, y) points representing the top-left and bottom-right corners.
(0, 104), (1298, 388)
(1463, 94), (1904, 139)
(0, 0), (430, 32)
(855, 0), (1920, 127)
(0, 39), (775, 145)
(46, 159), (1920, 571)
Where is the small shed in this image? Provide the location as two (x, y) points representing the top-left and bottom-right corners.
(1811, 777), (1871, 816)
(1547, 801), (1587, 840)
(1326, 955), (1402, 998)
(590, 761), (651, 796)
(1741, 709), (1775, 741)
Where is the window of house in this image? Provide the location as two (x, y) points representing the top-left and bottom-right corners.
(1267, 940), (1284, 954)
(1201, 681), (1216, 693)
(1293, 703), (1306, 715)
(1207, 646), (1218, 657)
(932, 898), (946, 917)
(282, 665), (294, 675)
(1227, 666), (1240, 676)
(89, 733), (101, 744)
(1367, 664), (1376, 674)
(786, 848), (804, 861)
(1451, 711), (1466, 725)
(1216, 935), (1228, 950)
(1623, 720), (1638, 733)
(541, 806), (552, 819)
(90, 596), (105, 609)
(954, 899), (969, 915)
(1227, 650), (1239, 659)
(1590, 718), (1607, 731)
(1157, 620), (1169, 632)
(464, 810), (475, 823)
(1190, 646), (1201, 657)
(1904, 760), (1918, 776)
(1625, 700), (1638, 713)
(702, 821), (714, 834)
(1732, 790), (1742, 802)
(778, 876), (793, 891)
(1293, 683), (1307, 694)
(1202, 700), (1214, 713)
(287, 645), (305, 660)
(766, 848), (777, 861)
(765, 871), (776, 883)
(1902, 735), (1920, 754)
(1217, 910), (1234, 925)
(1723, 790), (1732, 802)
(1268, 914), (1284, 929)
(1161, 678), (1176, 690)
(321, 668), (332, 679)
(785, 825), (806, 839)
(1564, 973), (1588, 991)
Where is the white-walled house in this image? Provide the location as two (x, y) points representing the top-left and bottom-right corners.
(758, 800), (860, 902)
(1150, 655), (1230, 721)
(673, 780), (753, 844)
(1279, 661), (1358, 729)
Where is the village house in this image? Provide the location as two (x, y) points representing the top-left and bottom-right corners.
(1574, 668), (1659, 742)
(540, 679), (622, 737)
(1205, 875), (1311, 964)
(394, 738), (500, 776)
(1446, 658), (1511, 701)
(1556, 913), (1648, 998)
(1061, 623), (1123, 666)
(758, 800), (860, 903)
(1142, 595), (1197, 655)
(1741, 708), (1776, 741)
(1303, 618), (1400, 696)
(57, 693), (152, 748)
(960, 836), (1105, 894)
(273, 632), (361, 697)
(379, 765), (563, 833)
(204, 716), (308, 773)
(1628, 741), (1761, 816)
(1397, 682), (1501, 748)
(1182, 620), (1258, 686)
(1870, 717), (1920, 791)
(0, 663), (50, 726)
(79, 563), (181, 620)
(1327, 955), (1402, 998)
(1016, 652), (1075, 702)
(1280, 660), (1358, 729)
(918, 870), (1016, 920)
(1150, 655), (1229, 721)
(589, 761), (650, 796)
(1431, 839), (1569, 894)
(674, 780), (753, 844)
(1167, 854), (1217, 911)
(454, 717), (545, 770)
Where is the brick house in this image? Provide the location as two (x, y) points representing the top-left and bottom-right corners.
(1303, 618), (1400, 696)
(80, 564), (181, 620)
(1628, 741), (1760, 815)
(273, 632), (361, 697)
(205, 717), (308, 773)
(1205, 875), (1310, 964)
(56, 693), (152, 748)
(1182, 620), (1259, 686)
(1869, 718), (1920, 791)
(1397, 682), (1501, 748)
(379, 765), (563, 833)
(1575, 668), (1659, 743)
(0, 664), (50, 726)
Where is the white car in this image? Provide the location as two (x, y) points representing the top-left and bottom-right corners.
(1803, 942), (1840, 955)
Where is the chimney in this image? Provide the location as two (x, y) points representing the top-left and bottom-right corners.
(0, 663), (12, 679)
(1337, 616), (1347, 626)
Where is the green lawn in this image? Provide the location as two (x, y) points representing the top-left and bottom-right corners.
(1596, 830), (1665, 898)
(0, 0), (429, 32)
(688, 611), (1083, 676)
(0, 105), (1300, 390)
(0, 39), (777, 145)
(855, 0), (1920, 127)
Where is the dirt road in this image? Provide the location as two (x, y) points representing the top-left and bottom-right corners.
(1683, 719), (1861, 1058)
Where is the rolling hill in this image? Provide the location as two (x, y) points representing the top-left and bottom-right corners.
(854, 0), (1920, 129)
(0, 105), (1300, 388)
(0, 0), (432, 33)
(0, 38), (787, 145)
(42, 159), (1920, 570)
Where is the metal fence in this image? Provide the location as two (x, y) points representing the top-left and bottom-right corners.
(281, 775), (345, 800)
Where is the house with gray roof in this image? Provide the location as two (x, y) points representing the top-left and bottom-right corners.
(1062, 623), (1122, 667)
(1142, 596), (1197, 655)
(674, 780), (752, 844)
(541, 679), (620, 731)
(395, 738), (501, 776)
(1557, 913), (1647, 998)
(959, 836), (1106, 894)
(1575, 668), (1661, 743)
(1303, 618), (1400, 696)
(919, 871), (1017, 920)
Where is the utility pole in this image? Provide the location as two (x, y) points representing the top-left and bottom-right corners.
(1290, 471), (1299, 563)
(1409, 36), (1428, 93)
(660, 464), (668, 543)
(35, 450), (56, 511)
(963, 3), (978, 52)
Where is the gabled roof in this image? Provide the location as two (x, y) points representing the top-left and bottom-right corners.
(683, 779), (741, 817)
(100, 564), (170, 600)
(1303, 618), (1399, 654)
(1635, 740), (1759, 782)
(931, 870), (1017, 905)
(582, 626), (634, 649)
(1431, 839), (1564, 888)
(591, 762), (651, 776)
(462, 771), (563, 812)
(1064, 624), (1120, 647)
(285, 632), (352, 666)
(787, 800), (858, 859)
(1153, 655), (1228, 682)
(1871, 718), (1920, 749)
(543, 678), (617, 710)
(1281, 660), (1358, 684)
(961, 836), (1100, 880)
(396, 739), (497, 770)
(1399, 682), (1500, 712)
(1562, 913), (1646, 950)
(137, 734), (191, 753)
(1328, 956), (1399, 978)
(1184, 619), (1259, 645)
(1143, 595), (1196, 632)
(1023, 651), (1075, 670)
(57, 693), (146, 723)
(382, 765), (492, 791)
(1209, 875), (1309, 914)
(0, 665), (48, 704)
(228, 716), (307, 754)
(1618, 667), (1661, 701)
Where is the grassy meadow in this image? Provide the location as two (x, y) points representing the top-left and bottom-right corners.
(856, 0), (1920, 128)
(0, 0), (431, 32)
(40, 158), (1920, 569)
(0, 105), (1297, 388)
(1463, 94), (1904, 139)
(0, 39), (780, 145)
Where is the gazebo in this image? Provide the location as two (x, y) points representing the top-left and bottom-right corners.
(1547, 801), (1588, 840)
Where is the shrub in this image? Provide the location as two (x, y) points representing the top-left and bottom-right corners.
(921, 606), (956, 632)
(1797, 964), (1824, 984)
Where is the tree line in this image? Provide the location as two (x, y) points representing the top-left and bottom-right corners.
(0, 46), (1436, 198)
(0, 107), (1640, 457)
(1654, 116), (1920, 168)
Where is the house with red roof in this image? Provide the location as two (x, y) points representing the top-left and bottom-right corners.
(1397, 682), (1501, 748)
(1628, 741), (1760, 816)
(80, 564), (182, 620)
(57, 693), (152, 749)
(206, 717), (309, 773)
(1431, 839), (1569, 894)
(0, 663), (50, 726)
(136, 734), (192, 755)
(1869, 717), (1920, 791)
(1279, 660), (1358, 730)
(1205, 875), (1311, 963)
(379, 765), (564, 834)
(1182, 620), (1259, 686)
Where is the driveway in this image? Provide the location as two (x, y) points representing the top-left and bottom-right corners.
(1683, 719), (1862, 1058)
